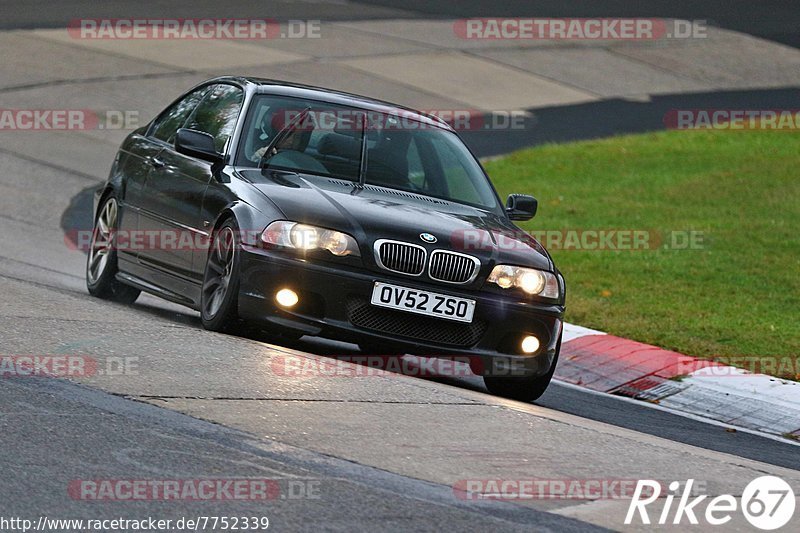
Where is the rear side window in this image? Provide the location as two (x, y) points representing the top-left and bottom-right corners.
(150, 86), (210, 144)
(184, 84), (244, 153)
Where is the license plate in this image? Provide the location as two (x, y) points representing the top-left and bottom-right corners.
(370, 282), (476, 323)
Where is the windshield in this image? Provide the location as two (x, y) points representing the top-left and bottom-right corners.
(236, 95), (499, 210)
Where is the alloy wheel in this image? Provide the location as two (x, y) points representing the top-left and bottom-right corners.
(202, 226), (236, 318)
(87, 198), (118, 285)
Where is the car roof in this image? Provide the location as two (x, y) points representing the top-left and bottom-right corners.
(209, 76), (454, 132)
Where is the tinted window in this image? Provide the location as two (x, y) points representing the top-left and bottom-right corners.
(150, 86), (210, 144)
(407, 139), (425, 188)
(185, 84), (244, 153)
(429, 135), (485, 205)
(237, 95), (499, 210)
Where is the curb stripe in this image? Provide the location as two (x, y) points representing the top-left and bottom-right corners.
(560, 322), (800, 438)
(556, 334), (714, 392)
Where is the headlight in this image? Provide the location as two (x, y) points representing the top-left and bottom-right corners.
(261, 221), (360, 257)
(487, 265), (559, 298)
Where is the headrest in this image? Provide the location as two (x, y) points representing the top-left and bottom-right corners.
(317, 133), (361, 159)
(270, 108), (315, 133)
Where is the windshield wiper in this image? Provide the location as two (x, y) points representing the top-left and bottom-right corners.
(258, 106), (312, 170)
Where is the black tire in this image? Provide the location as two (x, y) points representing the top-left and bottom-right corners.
(200, 218), (243, 333)
(86, 194), (141, 304)
(483, 334), (562, 402)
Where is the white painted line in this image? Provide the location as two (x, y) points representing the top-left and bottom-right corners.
(553, 379), (800, 446)
(560, 323), (800, 436)
(657, 367), (800, 435)
(688, 366), (800, 404)
(562, 322), (606, 343)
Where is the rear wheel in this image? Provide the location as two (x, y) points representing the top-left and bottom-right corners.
(201, 219), (242, 333)
(86, 195), (141, 304)
(483, 334), (561, 402)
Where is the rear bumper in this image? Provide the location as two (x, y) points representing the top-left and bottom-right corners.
(238, 246), (564, 378)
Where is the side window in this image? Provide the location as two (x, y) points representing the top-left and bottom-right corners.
(150, 86), (210, 144)
(184, 84), (244, 153)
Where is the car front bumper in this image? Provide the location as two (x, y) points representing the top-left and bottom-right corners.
(237, 245), (564, 378)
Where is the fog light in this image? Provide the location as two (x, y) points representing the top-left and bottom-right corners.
(521, 335), (540, 354)
(275, 288), (299, 308)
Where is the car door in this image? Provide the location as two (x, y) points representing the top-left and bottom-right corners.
(121, 85), (211, 266)
(136, 83), (244, 282)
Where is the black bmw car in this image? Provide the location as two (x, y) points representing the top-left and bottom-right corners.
(86, 77), (565, 401)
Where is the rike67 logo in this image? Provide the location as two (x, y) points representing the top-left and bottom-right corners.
(626, 476), (795, 529)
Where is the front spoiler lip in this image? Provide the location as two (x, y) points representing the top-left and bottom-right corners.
(240, 295), (560, 377)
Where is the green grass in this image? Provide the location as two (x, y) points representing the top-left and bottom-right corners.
(483, 129), (800, 380)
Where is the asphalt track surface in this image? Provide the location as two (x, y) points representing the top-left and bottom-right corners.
(1, 0), (798, 49)
(358, 0), (800, 49)
(1, 2), (799, 531)
(2, 377), (599, 533)
(3, 1), (797, 158)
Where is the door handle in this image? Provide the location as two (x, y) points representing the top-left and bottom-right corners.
(149, 157), (166, 169)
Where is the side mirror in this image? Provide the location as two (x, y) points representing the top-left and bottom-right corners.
(506, 194), (538, 221)
(175, 128), (222, 164)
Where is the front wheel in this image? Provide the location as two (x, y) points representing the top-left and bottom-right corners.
(86, 194), (141, 304)
(201, 219), (243, 333)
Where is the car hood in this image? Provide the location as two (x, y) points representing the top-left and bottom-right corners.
(237, 168), (553, 272)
